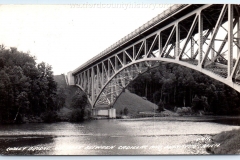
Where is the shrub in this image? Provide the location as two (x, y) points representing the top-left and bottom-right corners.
(69, 109), (84, 122)
(157, 99), (164, 112)
(41, 111), (59, 123)
(123, 107), (129, 115)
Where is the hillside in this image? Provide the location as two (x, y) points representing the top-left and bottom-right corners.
(114, 90), (158, 115)
(54, 74), (67, 88)
(54, 74), (79, 108)
(54, 75), (157, 116)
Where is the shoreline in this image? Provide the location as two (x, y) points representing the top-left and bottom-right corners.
(115, 115), (240, 122)
(1, 114), (240, 124)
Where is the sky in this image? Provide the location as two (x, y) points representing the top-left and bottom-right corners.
(0, 2), (172, 75)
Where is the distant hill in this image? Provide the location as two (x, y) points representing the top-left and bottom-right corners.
(54, 75), (157, 116)
(114, 90), (157, 115)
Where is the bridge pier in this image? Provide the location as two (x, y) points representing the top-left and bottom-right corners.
(92, 108), (116, 119)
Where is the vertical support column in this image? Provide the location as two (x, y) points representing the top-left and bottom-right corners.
(115, 56), (118, 71)
(211, 31), (215, 62)
(176, 23), (180, 58)
(133, 46), (135, 60)
(144, 39), (148, 57)
(122, 52), (126, 87)
(198, 11), (203, 65)
(110, 81), (113, 106)
(79, 74), (81, 85)
(87, 69), (90, 96)
(108, 60), (111, 80)
(82, 72), (85, 90)
(101, 63), (104, 88)
(91, 67), (95, 102)
(84, 71), (87, 90)
(191, 37), (194, 58)
(96, 66), (99, 95)
(159, 32), (162, 57)
(80, 74), (82, 85)
(80, 73), (83, 87)
(123, 52), (126, 65)
(228, 4), (233, 78)
(114, 57), (119, 96)
(75, 75), (78, 85)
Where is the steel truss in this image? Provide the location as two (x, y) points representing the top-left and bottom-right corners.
(74, 4), (240, 108)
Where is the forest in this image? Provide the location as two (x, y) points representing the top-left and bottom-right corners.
(128, 63), (240, 115)
(0, 45), (66, 124)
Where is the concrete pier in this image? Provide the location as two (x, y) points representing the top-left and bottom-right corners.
(92, 108), (116, 119)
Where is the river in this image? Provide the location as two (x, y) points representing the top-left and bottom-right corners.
(0, 116), (240, 155)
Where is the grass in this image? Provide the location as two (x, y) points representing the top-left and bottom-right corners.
(114, 90), (158, 116)
(208, 129), (240, 154)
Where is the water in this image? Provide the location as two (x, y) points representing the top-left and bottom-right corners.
(0, 116), (240, 155)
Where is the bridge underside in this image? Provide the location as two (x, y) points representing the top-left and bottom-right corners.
(70, 4), (240, 110)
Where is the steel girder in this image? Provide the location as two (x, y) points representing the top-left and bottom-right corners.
(74, 4), (240, 108)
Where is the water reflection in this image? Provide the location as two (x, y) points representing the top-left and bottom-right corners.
(0, 116), (240, 155)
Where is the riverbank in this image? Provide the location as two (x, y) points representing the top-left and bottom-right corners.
(187, 128), (240, 154)
(206, 128), (240, 154)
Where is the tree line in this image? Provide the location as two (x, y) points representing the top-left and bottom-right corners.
(128, 63), (240, 115)
(0, 45), (65, 123)
(1, 44), (239, 124)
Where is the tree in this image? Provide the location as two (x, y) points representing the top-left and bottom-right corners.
(71, 91), (88, 109)
(123, 107), (129, 115)
(0, 46), (60, 123)
(157, 99), (164, 112)
(70, 91), (88, 122)
(53, 88), (66, 111)
(0, 70), (13, 123)
(128, 62), (240, 115)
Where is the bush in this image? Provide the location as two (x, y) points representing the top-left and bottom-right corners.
(41, 111), (59, 123)
(123, 107), (129, 115)
(192, 95), (209, 112)
(71, 91), (88, 110)
(69, 109), (84, 122)
(157, 99), (164, 112)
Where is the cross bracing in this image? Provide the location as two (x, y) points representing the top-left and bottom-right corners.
(71, 4), (240, 108)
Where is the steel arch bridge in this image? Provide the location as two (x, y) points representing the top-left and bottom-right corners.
(67, 4), (240, 111)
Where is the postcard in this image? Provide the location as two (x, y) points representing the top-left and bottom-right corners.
(0, 3), (240, 156)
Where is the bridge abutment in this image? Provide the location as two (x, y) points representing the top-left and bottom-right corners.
(67, 71), (75, 85)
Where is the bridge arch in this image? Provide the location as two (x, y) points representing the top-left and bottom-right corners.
(94, 59), (161, 108)
(75, 84), (94, 107)
(93, 57), (240, 109)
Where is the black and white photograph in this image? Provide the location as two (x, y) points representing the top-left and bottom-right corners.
(0, 2), (240, 156)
